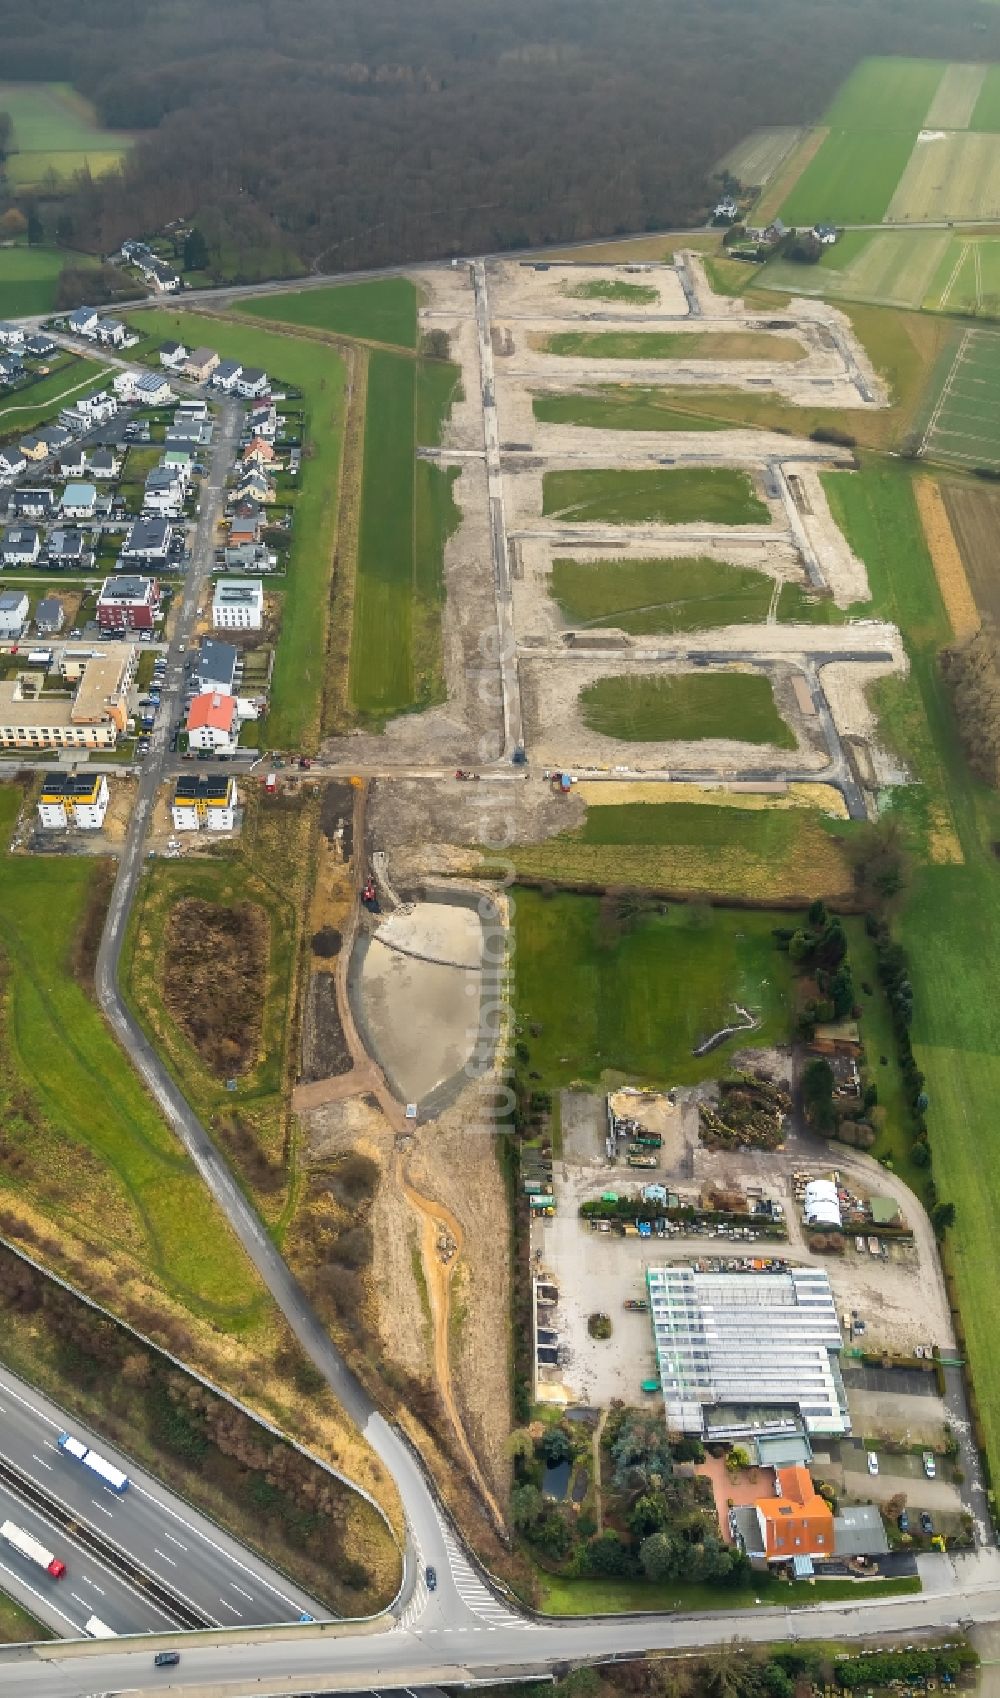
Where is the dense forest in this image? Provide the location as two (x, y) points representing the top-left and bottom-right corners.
(3, 0), (1000, 273)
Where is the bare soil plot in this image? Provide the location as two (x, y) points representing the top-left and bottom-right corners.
(940, 479), (1000, 628)
(488, 259), (689, 321)
(914, 478), (979, 641)
(887, 131), (1000, 223)
(162, 899), (269, 1078)
(924, 63), (987, 130)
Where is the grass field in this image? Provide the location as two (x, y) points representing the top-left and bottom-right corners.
(822, 58), (947, 132)
(352, 350), (416, 716)
(579, 672), (796, 747)
(416, 359), (462, 446)
(514, 889), (795, 1087)
(535, 1568), (920, 1617)
(242, 278), (418, 350)
(510, 797), (852, 904)
(925, 63), (986, 130)
(542, 467), (768, 526)
(971, 64), (1000, 130)
(0, 245), (89, 318)
(925, 235), (1000, 318)
(549, 555), (837, 633)
(562, 279), (658, 304)
(532, 390), (730, 431)
(760, 230), (952, 311)
(921, 328), (1000, 470)
(886, 132), (1000, 224)
(821, 456), (1000, 1495)
(542, 330), (805, 362)
(779, 130), (917, 226)
(0, 786), (264, 1327)
(714, 127), (803, 189)
(0, 356), (111, 438)
(0, 82), (132, 187)
(129, 308), (347, 749)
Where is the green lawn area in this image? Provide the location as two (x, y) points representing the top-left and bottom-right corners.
(352, 350), (417, 717)
(0, 355), (112, 438)
(542, 467), (768, 526)
(779, 130), (917, 226)
(821, 457), (1000, 1492)
(514, 890), (796, 1088)
(416, 359), (462, 446)
(535, 1569), (921, 1616)
(549, 554), (839, 633)
(511, 798), (853, 905)
(533, 390), (730, 431)
(0, 81), (132, 187)
(128, 308), (347, 750)
(0, 1588), (51, 1643)
(242, 278), (418, 349)
(0, 244), (82, 318)
(821, 58), (946, 131)
(580, 672), (796, 746)
(562, 279), (659, 304)
(542, 329), (803, 361)
(0, 786), (265, 1328)
(970, 64), (1000, 130)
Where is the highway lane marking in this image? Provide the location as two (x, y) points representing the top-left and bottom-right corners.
(219, 1598), (243, 1617)
(90, 1498), (115, 1519)
(82, 1577), (106, 1595)
(31, 1453), (53, 1471)
(163, 1532), (188, 1551)
(70, 1591), (89, 1608)
(154, 1548), (177, 1566)
(232, 1583), (254, 1601)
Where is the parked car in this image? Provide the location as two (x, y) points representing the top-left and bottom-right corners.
(923, 1452), (937, 1479)
(898, 1510), (910, 1534)
(920, 1512), (934, 1535)
(867, 1452), (879, 1475)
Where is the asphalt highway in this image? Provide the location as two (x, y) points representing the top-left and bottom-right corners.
(0, 1365), (324, 1636)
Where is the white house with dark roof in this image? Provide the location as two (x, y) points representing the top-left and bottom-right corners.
(1, 526), (40, 567)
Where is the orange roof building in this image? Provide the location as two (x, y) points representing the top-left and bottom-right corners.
(753, 1466), (833, 1562)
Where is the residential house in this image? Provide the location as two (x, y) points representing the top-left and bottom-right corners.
(61, 481), (98, 520)
(159, 339), (189, 370)
(69, 390), (117, 425)
(176, 398), (208, 423)
(813, 224), (838, 246)
(8, 488), (55, 521)
(247, 402), (277, 440)
(1, 526), (40, 567)
(87, 446), (121, 480)
(0, 447), (27, 483)
(97, 573), (160, 631)
(223, 541), (277, 573)
(0, 322), (24, 350)
(211, 359), (243, 393)
(34, 596), (65, 634)
(58, 444), (88, 478)
(37, 772), (110, 831)
(120, 239), (154, 264)
(227, 503), (262, 547)
(115, 368), (173, 407)
(66, 306), (100, 338)
(185, 347), (219, 383)
(242, 437), (280, 469)
(235, 366), (268, 399)
(37, 424), (70, 454)
(162, 449), (192, 479)
(196, 638), (239, 696)
(20, 435), (50, 464)
(0, 591), (29, 638)
(149, 261), (180, 293)
(235, 468), (275, 505)
(23, 333), (56, 358)
(165, 421), (211, 450)
(143, 465), (186, 517)
(736, 1467), (835, 1568)
(121, 516), (173, 565)
(186, 690), (238, 751)
(96, 317), (127, 347)
(212, 578), (263, 630)
(171, 774), (237, 832)
(47, 527), (85, 567)
(0, 352), (22, 385)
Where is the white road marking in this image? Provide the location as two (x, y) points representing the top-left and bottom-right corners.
(70, 1591), (88, 1608)
(83, 1577), (105, 1595)
(91, 1499), (115, 1519)
(232, 1582), (254, 1601)
(163, 1532), (188, 1551)
(31, 1453), (53, 1471)
(0, 1553), (80, 1633)
(219, 1597), (242, 1617)
(154, 1548), (177, 1567)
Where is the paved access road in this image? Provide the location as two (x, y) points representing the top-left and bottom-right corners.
(0, 1366), (324, 1636)
(2, 1553), (1000, 1698)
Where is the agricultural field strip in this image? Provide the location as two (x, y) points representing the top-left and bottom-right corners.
(921, 330), (1000, 466)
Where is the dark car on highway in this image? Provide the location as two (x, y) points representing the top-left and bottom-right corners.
(426, 1566), (437, 1591)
